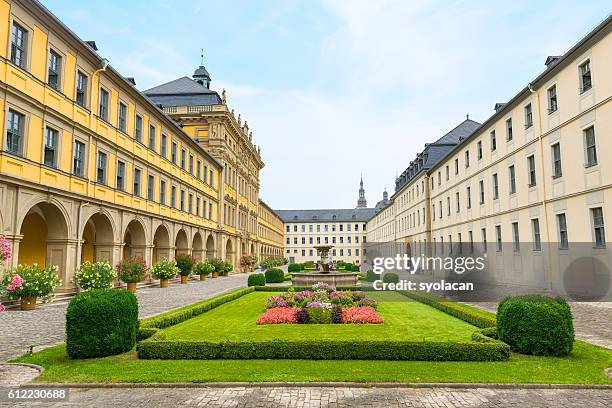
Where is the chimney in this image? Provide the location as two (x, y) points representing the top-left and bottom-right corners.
(84, 40), (98, 51)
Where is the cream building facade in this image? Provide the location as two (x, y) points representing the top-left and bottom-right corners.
(367, 16), (612, 294)
(0, 0), (283, 291)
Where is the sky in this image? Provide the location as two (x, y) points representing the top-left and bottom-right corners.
(45, 0), (611, 210)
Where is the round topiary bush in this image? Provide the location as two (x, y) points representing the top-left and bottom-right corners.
(366, 269), (378, 282)
(287, 263), (303, 273)
(247, 273), (266, 287)
(66, 289), (138, 359)
(497, 294), (574, 356)
(265, 268), (285, 283)
(382, 273), (399, 283)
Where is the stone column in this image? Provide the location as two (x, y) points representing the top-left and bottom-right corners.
(46, 238), (78, 292)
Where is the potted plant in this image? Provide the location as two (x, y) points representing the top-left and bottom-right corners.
(223, 261), (233, 277)
(0, 234), (12, 312)
(1, 264), (61, 310)
(116, 256), (148, 292)
(175, 254), (195, 284)
(194, 261), (214, 281)
(210, 258), (225, 278)
(152, 259), (178, 287)
(240, 254), (253, 273)
(73, 261), (116, 291)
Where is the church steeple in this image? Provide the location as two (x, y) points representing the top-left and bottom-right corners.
(356, 176), (367, 208)
(193, 49), (211, 89)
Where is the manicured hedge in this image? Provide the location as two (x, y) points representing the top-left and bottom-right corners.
(264, 268), (285, 283)
(366, 270), (378, 282)
(399, 291), (496, 328)
(497, 295), (574, 356)
(382, 273), (399, 283)
(247, 273), (266, 287)
(137, 339), (509, 361)
(66, 289), (138, 359)
(254, 286), (369, 292)
(287, 263), (304, 272)
(140, 287), (254, 329)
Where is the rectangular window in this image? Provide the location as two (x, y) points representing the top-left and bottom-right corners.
(477, 141), (482, 160)
(161, 134), (167, 158)
(149, 125), (156, 150)
(492, 173), (499, 200)
(118, 102), (127, 132)
(591, 207), (606, 248)
(96, 151), (107, 184)
(495, 225), (502, 252)
(6, 109), (24, 155)
(160, 180), (166, 205)
(135, 115), (143, 142)
(524, 103), (533, 128)
(99, 88), (109, 121)
(465, 150), (470, 167)
(188, 193), (193, 213)
(579, 59), (592, 93)
(181, 149), (186, 169)
(512, 222), (520, 252)
(455, 192), (460, 213)
(557, 213), (568, 249)
(196, 160), (201, 178)
(551, 143), (562, 178)
(72, 140), (85, 177)
(189, 155), (194, 174)
(43, 126), (58, 167)
(47, 50), (61, 90)
(147, 175), (154, 200)
(490, 130), (496, 151)
(171, 186), (176, 208)
(509, 165), (516, 194)
(506, 118), (513, 141)
(171, 142), (177, 164)
(445, 165), (449, 180)
(133, 168), (141, 196)
(116, 161), (125, 191)
(532, 218), (541, 251)
(76, 71), (87, 107)
(482, 228), (487, 252)
(180, 190), (185, 211)
(446, 196), (450, 216)
(479, 180), (484, 204)
(527, 155), (536, 187)
(466, 186), (471, 209)
(548, 85), (558, 113)
(10, 22), (27, 68)
(584, 126), (597, 167)
(454, 158), (459, 175)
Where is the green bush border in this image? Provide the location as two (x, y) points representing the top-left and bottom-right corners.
(139, 287), (254, 331)
(254, 286), (370, 292)
(137, 339), (509, 361)
(399, 291), (496, 328)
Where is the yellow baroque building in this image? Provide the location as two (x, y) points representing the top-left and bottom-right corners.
(0, 0), (284, 290)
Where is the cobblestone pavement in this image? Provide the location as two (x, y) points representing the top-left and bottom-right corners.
(466, 301), (612, 349)
(0, 273), (253, 362)
(0, 365), (39, 387)
(1, 386), (611, 407)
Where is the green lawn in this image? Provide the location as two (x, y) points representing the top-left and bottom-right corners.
(15, 341), (612, 384)
(161, 291), (477, 342)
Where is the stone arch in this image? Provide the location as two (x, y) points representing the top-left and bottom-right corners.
(81, 212), (116, 264)
(225, 238), (234, 263)
(17, 201), (72, 286)
(152, 224), (171, 265)
(175, 228), (189, 257)
(192, 231), (203, 261)
(123, 218), (147, 260)
(205, 234), (216, 259)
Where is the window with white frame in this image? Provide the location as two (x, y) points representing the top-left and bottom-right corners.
(584, 126), (597, 167)
(43, 126), (58, 167)
(591, 207), (605, 248)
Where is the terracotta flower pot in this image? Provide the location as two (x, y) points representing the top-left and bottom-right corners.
(212, 272), (219, 278)
(127, 282), (137, 293)
(160, 278), (169, 288)
(222, 271), (229, 277)
(180, 275), (188, 284)
(20, 296), (37, 311)
(199, 274), (207, 281)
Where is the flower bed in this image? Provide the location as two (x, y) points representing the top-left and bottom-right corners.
(257, 282), (383, 325)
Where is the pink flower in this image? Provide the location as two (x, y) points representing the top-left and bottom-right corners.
(6, 274), (23, 292)
(342, 306), (384, 324)
(0, 234), (11, 263)
(256, 307), (299, 324)
(0, 304), (5, 313)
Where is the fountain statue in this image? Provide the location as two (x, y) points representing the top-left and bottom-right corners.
(291, 245), (359, 287)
